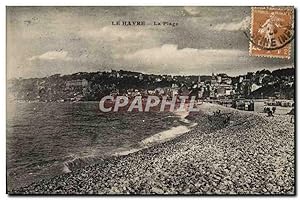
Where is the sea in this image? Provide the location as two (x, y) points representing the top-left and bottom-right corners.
(6, 101), (186, 190)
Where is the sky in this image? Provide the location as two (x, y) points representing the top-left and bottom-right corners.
(7, 6), (294, 79)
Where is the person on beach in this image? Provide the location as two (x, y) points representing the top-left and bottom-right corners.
(272, 107), (276, 114)
(223, 115), (230, 124)
(267, 110), (273, 117)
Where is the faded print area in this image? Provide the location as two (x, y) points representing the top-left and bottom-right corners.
(7, 7), (295, 195)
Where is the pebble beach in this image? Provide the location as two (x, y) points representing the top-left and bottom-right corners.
(10, 103), (295, 195)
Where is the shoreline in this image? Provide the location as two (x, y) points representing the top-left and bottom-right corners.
(113, 110), (198, 157)
(10, 103), (295, 194)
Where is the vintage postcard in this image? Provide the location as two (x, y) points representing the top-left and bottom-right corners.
(6, 6), (295, 195)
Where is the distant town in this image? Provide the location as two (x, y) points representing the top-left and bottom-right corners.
(7, 68), (294, 105)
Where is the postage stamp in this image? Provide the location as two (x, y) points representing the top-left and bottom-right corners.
(249, 7), (294, 59)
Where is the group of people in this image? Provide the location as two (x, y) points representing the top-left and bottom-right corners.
(212, 110), (231, 125)
(264, 106), (277, 117)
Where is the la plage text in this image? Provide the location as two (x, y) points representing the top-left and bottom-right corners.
(111, 21), (178, 27)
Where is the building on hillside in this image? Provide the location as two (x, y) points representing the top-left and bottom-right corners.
(251, 83), (262, 92)
(222, 77), (232, 85)
(66, 79), (88, 88)
(66, 79), (89, 95)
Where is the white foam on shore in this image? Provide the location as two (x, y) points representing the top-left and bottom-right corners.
(114, 111), (197, 156)
(113, 148), (143, 156)
(140, 125), (191, 146)
(62, 164), (72, 173)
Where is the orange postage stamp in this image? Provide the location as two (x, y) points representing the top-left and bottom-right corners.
(249, 7), (294, 59)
